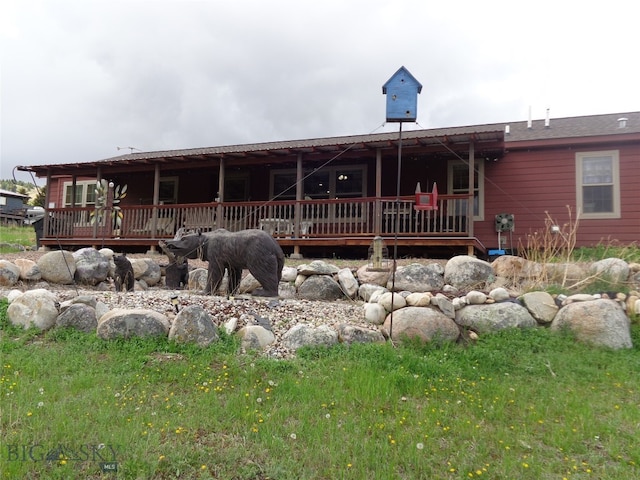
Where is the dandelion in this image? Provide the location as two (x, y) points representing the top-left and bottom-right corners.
(416, 443), (424, 450)
(38, 387), (44, 395)
(290, 433), (297, 440)
(37, 401), (44, 408)
(27, 411), (33, 417)
(256, 397), (262, 403)
(201, 465), (207, 471)
(325, 413), (331, 419)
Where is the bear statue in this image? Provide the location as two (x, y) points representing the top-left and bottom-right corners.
(113, 253), (135, 292)
(160, 229), (284, 297)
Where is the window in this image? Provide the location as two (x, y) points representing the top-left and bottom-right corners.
(447, 160), (484, 220)
(159, 177), (179, 204)
(576, 151), (620, 218)
(63, 180), (97, 208)
(270, 166), (367, 200)
(62, 180), (98, 224)
(224, 174), (250, 201)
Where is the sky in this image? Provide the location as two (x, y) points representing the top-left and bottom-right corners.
(1, 0), (639, 182)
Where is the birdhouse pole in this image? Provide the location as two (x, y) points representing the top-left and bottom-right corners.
(382, 67), (422, 341)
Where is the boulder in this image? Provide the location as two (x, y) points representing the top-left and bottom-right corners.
(444, 255), (494, 290)
(97, 308), (170, 340)
(381, 306), (460, 343)
(73, 248), (110, 285)
(278, 283), (297, 299)
(519, 291), (558, 324)
(589, 258), (630, 284)
(237, 325), (275, 351)
(168, 305), (218, 347)
(297, 275), (344, 301)
(433, 294), (455, 319)
(297, 260), (339, 276)
(281, 266), (298, 282)
(551, 299), (632, 349)
(56, 303), (98, 333)
(130, 258), (162, 286)
(492, 255), (542, 281)
(387, 263), (444, 292)
(337, 324), (385, 344)
(0, 260), (20, 287)
(465, 290), (487, 305)
(544, 262), (589, 285)
(363, 302), (386, 325)
(38, 250), (76, 284)
(13, 259), (41, 282)
(337, 268), (359, 299)
(356, 264), (391, 287)
(7, 289), (59, 330)
(238, 273), (261, 294)
(358, 283), (387, 302)
(455, 302), (537, 333)
(188, 268), (209, 291)
(489, 287), (510, 302)
(7, 289), (23, 303)
(282, 324), (338, 351)
(405, 292), (433, 307)
(378, 291), (407, 312)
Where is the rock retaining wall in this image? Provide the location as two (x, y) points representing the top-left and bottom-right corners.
(1, 250), (638, 355)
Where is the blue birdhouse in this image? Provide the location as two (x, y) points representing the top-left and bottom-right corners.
(382, 66), (422, 122)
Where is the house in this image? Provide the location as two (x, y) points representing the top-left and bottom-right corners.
(17, 111), (640, 258)
(0, 188), (28, 225)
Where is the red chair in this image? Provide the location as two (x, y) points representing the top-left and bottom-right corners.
(414, 183), (438, 211)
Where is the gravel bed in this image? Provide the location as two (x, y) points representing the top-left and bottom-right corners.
(1, 250), (370, 358)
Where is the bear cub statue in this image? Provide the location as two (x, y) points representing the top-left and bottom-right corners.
(113, 253), (135, 292)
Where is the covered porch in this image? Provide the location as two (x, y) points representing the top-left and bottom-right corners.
(21, 125), (504, 258)
(40, 194), (484, 257)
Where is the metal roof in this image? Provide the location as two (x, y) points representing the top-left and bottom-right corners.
(17, 111), (639, 175)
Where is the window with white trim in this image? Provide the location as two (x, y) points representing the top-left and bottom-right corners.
(447, 160), (484, 220)
(576, 150), (620, 218)
(63, 180), (97, 208)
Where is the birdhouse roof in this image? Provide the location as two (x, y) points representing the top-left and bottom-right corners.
(382, 66), (422, 94)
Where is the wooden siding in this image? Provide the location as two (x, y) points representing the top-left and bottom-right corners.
(479, 143), (640, 250)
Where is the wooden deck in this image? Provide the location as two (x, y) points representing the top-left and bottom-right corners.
(38, 196), (485, 257)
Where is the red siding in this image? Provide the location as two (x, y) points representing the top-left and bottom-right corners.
(478, 143), (640, 250)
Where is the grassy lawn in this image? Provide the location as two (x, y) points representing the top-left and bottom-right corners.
(0, 225), (36, 253)
(1, 299), (639, 479)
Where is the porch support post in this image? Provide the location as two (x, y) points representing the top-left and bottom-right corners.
(93, 168), (102, 238)
(467, 142), (475, 240)
(291, 153), (303, 259)
(374, 148), (382, 234)
(43, 170), (52, 246)
(71, 177), (77, 208)
(149, 163), (160, 248)
(217, 157), (225, 228)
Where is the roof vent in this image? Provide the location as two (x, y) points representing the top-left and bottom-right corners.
(545, 108), (550, 128)
(618, 117), (628, 128)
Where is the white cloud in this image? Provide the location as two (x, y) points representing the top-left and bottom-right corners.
(1, 0), (638, 179)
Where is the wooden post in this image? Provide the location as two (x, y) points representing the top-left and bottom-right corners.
(217, 157), (225, 228)
(467, 142), (475, 240)
(291, 154), (303, 258)
(93, 168), (102, 239)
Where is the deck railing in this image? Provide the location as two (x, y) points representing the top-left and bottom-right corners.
(42, 195), (471, 240)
